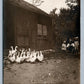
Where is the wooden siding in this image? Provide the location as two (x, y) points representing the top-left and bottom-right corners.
(4, 1), (53, 50)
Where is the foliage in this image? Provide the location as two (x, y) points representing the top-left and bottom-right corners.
(32, 0), (44, 6)
(50, 0), (80, 46)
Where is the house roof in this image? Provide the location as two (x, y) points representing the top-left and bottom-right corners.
(4, 0), (50, 17)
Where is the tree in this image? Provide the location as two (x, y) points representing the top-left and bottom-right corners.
(50, 0), (80, 46)
(32, 0), (44, 6)
(65, 0), (80, 36)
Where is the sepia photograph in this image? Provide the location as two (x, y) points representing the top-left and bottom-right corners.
(3, 0), (80, 84)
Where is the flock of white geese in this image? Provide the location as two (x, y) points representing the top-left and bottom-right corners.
(8, 46), (44, 63)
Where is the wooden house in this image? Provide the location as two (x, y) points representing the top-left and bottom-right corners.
(3, 0), (54, 50)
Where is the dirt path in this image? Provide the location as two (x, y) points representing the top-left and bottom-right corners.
(4, 52), (80, 84)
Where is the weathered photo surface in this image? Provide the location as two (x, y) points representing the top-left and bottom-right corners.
(3, 0), (80, 84)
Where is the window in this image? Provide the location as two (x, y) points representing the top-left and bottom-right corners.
(43, 25), (47, 36)
(37, 24), (42, 35)
(37, 24), (47, 36)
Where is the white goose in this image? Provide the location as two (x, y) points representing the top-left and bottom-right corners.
(22, 51), (26, 61)
(10, 46), (18, 54)
(20, 50), (25, 63)
(37, 51), (44, 62)
(8, 51), (16, 63)
(15, 52), (21, 63)
(29, 50), (37, 63)
(8, 46), (16, 62)
(25, 51), (30, 62)
(8, 49), (12, 57)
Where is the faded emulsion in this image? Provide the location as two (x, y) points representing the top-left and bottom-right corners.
(3, 0), (80, 84)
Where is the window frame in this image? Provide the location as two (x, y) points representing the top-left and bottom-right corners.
(37, 24), (48, 37)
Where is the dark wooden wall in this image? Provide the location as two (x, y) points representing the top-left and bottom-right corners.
(4, 1), (54, 50)
(36, 15), (53, 50)
(3, 2), (15, 49)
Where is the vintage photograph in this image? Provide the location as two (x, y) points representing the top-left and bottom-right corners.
(3, 0), (80, 84)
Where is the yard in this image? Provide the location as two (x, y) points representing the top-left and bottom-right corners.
(3, 49), (80, 84)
